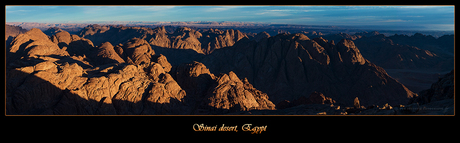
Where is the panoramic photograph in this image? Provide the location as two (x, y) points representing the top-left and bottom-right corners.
(5, 5), (454, 115)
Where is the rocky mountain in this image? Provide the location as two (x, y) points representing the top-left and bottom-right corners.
(6, 22), (88, 34)
(5, 24), (28, 47)
(388, 33), (454, 55)
(5, 24), (27, 40)
(320, 31), (454, 93)
(5, 26), (453, 115)
(321, 31), (454, 70)
(43, 27), (67, 36)
(5, 28), (274, 115)
(354, 34), (452, 70)
(78, 24), (247, 55)
(201, 33), (415, 107)
(231, 70), (454, 115)
(49, 30), (94, 59)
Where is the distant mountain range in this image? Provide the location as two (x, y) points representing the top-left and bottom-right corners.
(5, 24), (454, 115)
(6, 21), (454, 38)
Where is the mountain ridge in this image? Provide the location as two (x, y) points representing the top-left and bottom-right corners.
(77, 24), (248, 55)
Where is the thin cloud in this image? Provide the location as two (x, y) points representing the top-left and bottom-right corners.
(257, 9), (324, 13)
(396, 6), (433, 9)
(406, 16), (424, 18)
(301, 10), (325, 12)
(204, 6), (238, 12)
(379, 19), (413, 22)
(6, 9), (32, 13)
(138, 6), (177, 12)
(255, 9), (294, 16)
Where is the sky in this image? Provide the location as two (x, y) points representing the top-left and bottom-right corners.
(5, 6), (455, 31)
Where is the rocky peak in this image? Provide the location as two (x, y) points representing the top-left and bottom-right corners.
(51, 31), (72, 44)
(49, 30), (94, 57)
(355, 31), (381, 37)
(336, 39), (366, 65)
(8, 28), (69, 60)
(291, 33), (310, 41)
(79, 24), (111, 36)
(370, 31), (380, 35)
(22, 28), (50, 41)
(174, 61), (216, 97)
(329, 40), (335, 45)
(312, 37), (328, 45)
(153, 26), (167, 33)
(5, 24), (27, 37)
(413, 33), (425, 37)
(94, 41), (125, 65)
(205, 28), (224, 34)
(120, 38), (155, 65)
(5, 24), (27, 42)
(204, 70), (276, 114)
(174, 27), (193, 34)
(177, 61), (215, 79)
(43, 27), (65, 36)
(253, 31), (270, 42)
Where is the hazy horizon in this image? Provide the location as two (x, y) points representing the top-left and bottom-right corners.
(6, 6), (455, 31)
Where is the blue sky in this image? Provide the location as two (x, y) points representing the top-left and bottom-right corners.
(5, 6), (455, 31)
